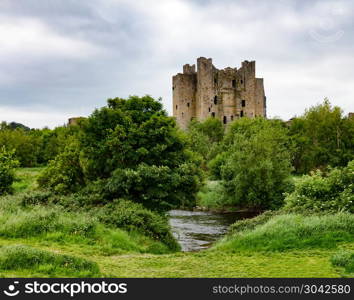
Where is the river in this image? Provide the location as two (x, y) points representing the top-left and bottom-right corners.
(168, 209), (257, 252)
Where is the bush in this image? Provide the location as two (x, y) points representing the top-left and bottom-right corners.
(105, 163), (201, 211)
(0, 245), (100, 277)
(0, 147), (19, 195)
(38, 143), (85, 194)
(96, 199), (180, 251)
(216, 213), (354, 252)
(20, 190), (54, 206)
(285, 160), (354, 213)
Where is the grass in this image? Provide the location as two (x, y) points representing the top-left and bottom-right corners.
(0, 244), (100, 277)
(0, 238), (344, 277)
(0, 168), (351, 278)
(12, 167), (43, 193)
(331, 250), (354, 277)
(215, 213), (354, 252)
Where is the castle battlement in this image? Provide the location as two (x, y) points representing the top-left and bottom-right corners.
(172, 57), (266, 129)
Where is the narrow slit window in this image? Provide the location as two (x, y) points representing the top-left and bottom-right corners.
(232, 79), (236, 88)
(231, 115), (234, 121)
(176, 105), (178, 110)
(187, 102), (190, 108)
(211, 112), (215, 118)
(242, 100), (246, 107)
(223, 116), (227, 124)
(182, 112), (184, 118)
(208, 107), (211, 112)
(240, 110), (244, 117)
(214, 96), (218, 105)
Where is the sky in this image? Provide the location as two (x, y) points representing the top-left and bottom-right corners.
(0, 0), (353, 128)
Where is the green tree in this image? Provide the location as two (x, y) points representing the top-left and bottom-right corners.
(38, 142), (85, 194)
(39, 95), (202, 210)
(219, 118), (293, 209)
(0, 147), (19, 195)
(289, 99), (354, 173)
(186, 117), (224, 171)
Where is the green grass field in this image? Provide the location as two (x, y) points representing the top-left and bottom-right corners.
(0, 168), (352, 278)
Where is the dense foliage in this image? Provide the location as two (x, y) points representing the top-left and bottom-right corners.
(209, 118), (293, 210)
(0, 122), (78, 167)
(186, 117), (224, 170)
(38, 96), (202, 211)
(289, 99), (354, 173)
(0, 147), (19, 195)
(285, 160), (354, 213)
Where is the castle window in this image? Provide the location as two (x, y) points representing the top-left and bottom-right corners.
(240, 110), (244, 117)
(214, 96), (218, 105)
(232, 79), (236, 88)
(211, 112), (215, 118)
(242, 100), (246, 107)
(182, 112), (184, 118)
(176, 105), (178, 110)
(208, 107), (211, 112)
(187, 102), (190, 108)
(223, 116), (227, 124)
(240, 79), (243, 84)
(214, 77), (217, 84)
(172, 86), (175, 90)
(231, 115), (234, 121)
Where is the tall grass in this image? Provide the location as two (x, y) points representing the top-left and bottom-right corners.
(331, 251), (354, 277)
(0, 245), (100, 277)
(215, 213), (354, 252)
(0, 204), (172, 255)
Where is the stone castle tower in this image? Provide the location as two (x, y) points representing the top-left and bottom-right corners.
(172, 57), (266, 129)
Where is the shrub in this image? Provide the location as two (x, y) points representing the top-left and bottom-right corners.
(0, 245), (100, 277)
(96, 199), (180, 251)
(0, 147), (19, 195)
(105, 163), (202, 211)
(37, 143), (85, 194)
(285, 160), (354, 213)
(216, 213), (354, 252)
(20, 190), (54, 206)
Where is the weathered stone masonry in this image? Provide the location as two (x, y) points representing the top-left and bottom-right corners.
(172, 57), (266, 129)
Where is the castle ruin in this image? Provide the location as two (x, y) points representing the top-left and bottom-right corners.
(172, 57), (266, 129)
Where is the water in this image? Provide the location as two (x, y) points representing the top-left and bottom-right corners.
(168, 209), (256, 252)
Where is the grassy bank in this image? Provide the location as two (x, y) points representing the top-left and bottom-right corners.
(0, 168), (352, 278)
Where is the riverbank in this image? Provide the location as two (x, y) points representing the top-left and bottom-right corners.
(0, 168), (352, 278)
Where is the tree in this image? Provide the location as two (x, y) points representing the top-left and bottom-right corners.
(40, 95), (202, 210)
(219, 118), (293, 209)
(0, 147), (19, 195)
(289, 99), (354, 173)
(186, 117), (224, 171)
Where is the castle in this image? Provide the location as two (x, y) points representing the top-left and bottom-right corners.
(172, 57), (266, 129)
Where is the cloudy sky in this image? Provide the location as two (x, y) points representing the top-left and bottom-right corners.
(0, 0), (353, 128)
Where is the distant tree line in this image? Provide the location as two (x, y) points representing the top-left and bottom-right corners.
(0, 121), (79, 167)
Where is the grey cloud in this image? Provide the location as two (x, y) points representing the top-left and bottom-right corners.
(0, 0), (353, 128)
